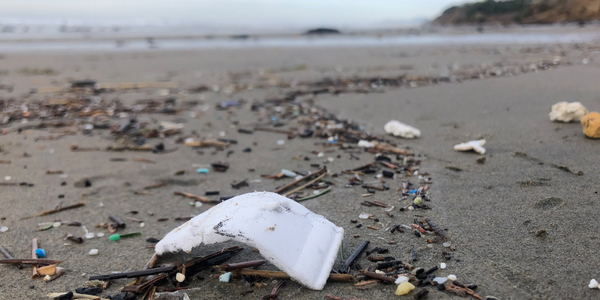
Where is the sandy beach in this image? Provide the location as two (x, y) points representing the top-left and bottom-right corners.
(0, 27), (600, 299)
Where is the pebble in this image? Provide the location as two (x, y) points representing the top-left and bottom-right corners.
(440, 263), (447, 269)
(176, 273), (186, 282)
(140, 223), (145, 228)
(358, 213), (371, 219)
(195, 201), (203, 207)
(85, 233), (95, 239)
(0, 226), (7, 232)
(4, 176), (10, 181)
(395, 281), (415, 296)
(443, 242), (451, 247)
(97, 233), (105, 237)
(53, 222), (61, 228)
(88, 249), (98, 256)
(447, 274), (457, 281)
(219, 272), (232, 282)
(589, 279), (599, 289)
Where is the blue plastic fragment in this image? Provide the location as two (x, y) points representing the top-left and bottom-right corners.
(328, 140), (338, 144)
(35, 248), (46, 258)
(197, 168), (210, 174)
(408, 189), (419, 194)
(271, 116), (277, 122)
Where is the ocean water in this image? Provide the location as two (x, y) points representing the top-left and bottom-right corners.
(0, 21), (599, 52)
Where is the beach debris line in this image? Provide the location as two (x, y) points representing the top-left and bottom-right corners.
(454, 139), (486, 154)
(154, 192), (344, 290)
(549, 101), (588, 122)
(581, 111), (600, 138)
(384, 120), (421, 139)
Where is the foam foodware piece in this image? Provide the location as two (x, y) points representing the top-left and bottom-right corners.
(155, 192), (344, 290)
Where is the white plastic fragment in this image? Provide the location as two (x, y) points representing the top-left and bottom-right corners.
(549, 101), (588, 122)
(85, 233), (95, 239)
(447, 274), (457, 281)
(88, 249), (99, 256)
(433, 277), (448, 284)
(281, 169), (296, 177)
(589, 279), (599, 289)
(443, 242), (451, 248)
(0, 226), (7, 233)
(4, 176), (10, 181)
(358, 213), (371, 219)
(357, 140), (375, 148)
(277, 140), (285, 145)
(97, 233), (105, 237)
(395, 275), (409, 285)
(219, 272), (232, 282)
(140, 223), (145, 228)
(176, 273), (185, 282)
(384, 120), (421, 139)
(155, 192), (344, 290)
(53, 222), (62, 228)
(440, 263), (447, 269)
(454, 139), (486, 154)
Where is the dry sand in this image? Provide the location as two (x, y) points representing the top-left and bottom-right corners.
(0, 34), (599, 300)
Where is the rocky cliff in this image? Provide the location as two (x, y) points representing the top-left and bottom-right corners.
(435, 0), (600, 25)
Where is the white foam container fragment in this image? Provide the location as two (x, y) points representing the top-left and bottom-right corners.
(155, 192), (344, 290)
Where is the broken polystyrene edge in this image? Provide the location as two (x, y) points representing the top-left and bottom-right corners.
(549, 101), (588, 122)
(384, 120), (421, 139)
(453, 139), (486, 154)
(155, 192), (344, 290)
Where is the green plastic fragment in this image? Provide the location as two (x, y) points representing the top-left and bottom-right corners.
(109, 232), (141, 242)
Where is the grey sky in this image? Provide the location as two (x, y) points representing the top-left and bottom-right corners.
(1, 0), (468, 26)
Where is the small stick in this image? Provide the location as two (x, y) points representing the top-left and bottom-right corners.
(325, 295), (372, 300)
(46, 170), (63, 174)
(254, 127), (292, 135)
(133, 158), (156, 164)
(31, 238), (38, 278)
(0, 244), (23, 269)
(143, 182), (166, 190)
(130, 253), (159, 285)
(425, 218), (448, 240)
(173, 191), (219, 204)
(273, 168), (327, 194)
(296, 187), (331, 202)
(0, 160), (11, 164)
(236, 269), (354, 282)
(20, 202), (85, 220)
(0, 182), (18, 186)
(283, 173), (327, 197)
(360, 270), (395, 283)
(70, 145), (100, 152)
(109, 214), (126, 229)
(89, 265), (176, 280)
(342, 241), (369, 271)
(0, 258), (62, 265)
(218, 260), (266, 271)
(47, 292), (109, 300)
(263, 280), (286, 300)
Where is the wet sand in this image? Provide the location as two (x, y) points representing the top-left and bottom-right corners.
(0, 35), (600, 300)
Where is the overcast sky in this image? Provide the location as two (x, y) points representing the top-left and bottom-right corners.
(0, 0), (469, 26)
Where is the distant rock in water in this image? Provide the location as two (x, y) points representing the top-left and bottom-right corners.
(435, 0), (600, 25)
(304, 28), (341, 35)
